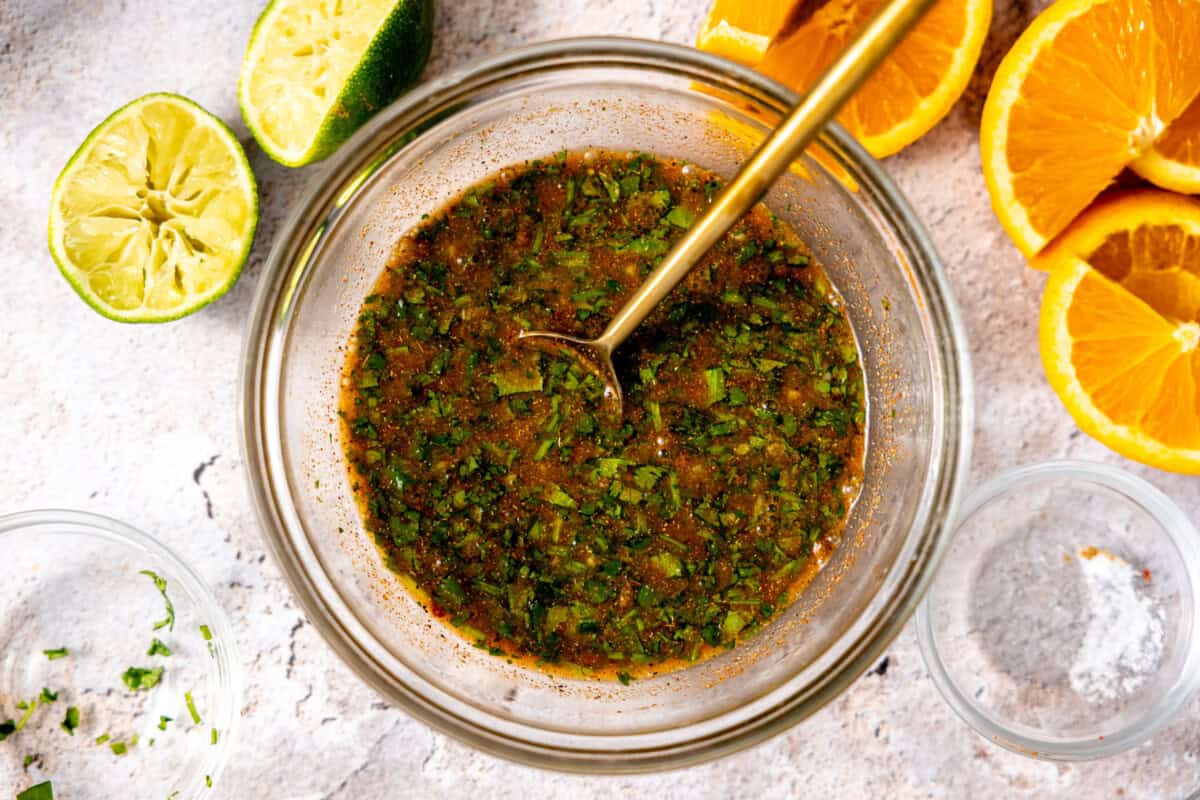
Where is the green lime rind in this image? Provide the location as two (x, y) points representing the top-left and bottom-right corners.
(47, 92), (259, 323)
(238, 0), (435, 167)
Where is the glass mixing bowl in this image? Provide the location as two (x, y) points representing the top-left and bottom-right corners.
(240, 38), (973, 772)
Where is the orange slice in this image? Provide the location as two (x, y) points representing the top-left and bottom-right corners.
(1133, 95), (1200, 195)
(1033, 189), (1200, 273)
(1038, 190), (1200, 473)
(696, 0), (793, 66)
(756, 0), (992, 159)
(981, 0), (1200, 257)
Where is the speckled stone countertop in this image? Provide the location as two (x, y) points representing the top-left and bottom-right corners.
(3, 0), (1199, 797)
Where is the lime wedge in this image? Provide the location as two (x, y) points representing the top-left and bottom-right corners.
(238, 0), (435, 167)
(48, 93), (258, 323)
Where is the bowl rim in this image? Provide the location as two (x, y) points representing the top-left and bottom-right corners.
(915, 459), (1200, 761)
(239, 35), (974, 772)
(0, 507), (242, 794)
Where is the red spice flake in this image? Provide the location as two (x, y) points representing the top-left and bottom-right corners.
(1143, 569), (1152, 582)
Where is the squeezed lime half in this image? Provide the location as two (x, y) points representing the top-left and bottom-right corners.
(238, 0), (435, 167)
(47, 93), (258, 323)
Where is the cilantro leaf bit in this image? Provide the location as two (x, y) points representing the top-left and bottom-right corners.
(665, 205), (695, 229)
(0, 720), (15, 741)
(199, 625), (213, 642)
(649, 551), (683, 578)
(140, 569), (176, 632)
(632, 465), (665, 491)
(94, 733), (111, 745)
(42, 648), (68, 661)
(60, 707), (79, 736)
(487, 366), (543, 397)
(545, 484), (577, 509)
(14, 696), (42, 732)
(16, 781), (54, 800)
(704, 368), (727, 406)
(185, 691), (202, 724)
(147, 638), (172, 657)
(39, 688), (58, 704)
(122, 666), (165, 692)
(158, 715), (173, 731)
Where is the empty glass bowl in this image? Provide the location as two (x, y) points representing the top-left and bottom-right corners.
(241, 38), (973, 771)
(917, 461), (1200, 760)
(0, 510), (240, 797)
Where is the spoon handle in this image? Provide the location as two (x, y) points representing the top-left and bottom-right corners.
(594, 0), (938, 352)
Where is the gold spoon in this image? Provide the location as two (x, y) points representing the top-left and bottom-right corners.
(519, 0), (937, 409)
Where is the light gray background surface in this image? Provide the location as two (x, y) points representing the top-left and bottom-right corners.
(3, 0), (1199, 796)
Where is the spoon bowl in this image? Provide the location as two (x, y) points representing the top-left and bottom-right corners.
(516, 329), (624, 406)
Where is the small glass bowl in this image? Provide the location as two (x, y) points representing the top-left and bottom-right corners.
(0, 510), (240, 797)
(916, 461), (1200, 760)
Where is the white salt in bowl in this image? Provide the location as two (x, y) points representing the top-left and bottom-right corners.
(916, 460), (1200, 760)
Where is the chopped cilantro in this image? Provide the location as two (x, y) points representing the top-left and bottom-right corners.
(0, 720), (15, 741)
(618, 236), (669, 257)
(158, 715), (172, 731)
(665, 205), (695, 229)
(723, 611), (747, 637)
(632, 465), (665, 491)
(437, 576), (467, 607)
(488, 367), (543, 396)
(545, 484), (577, 509)
(140, 569), (176, 632)
(147, 638), (172, 657)
(646, 400), (663, 430)
(552, 250), (590, 268)
(122, 666), (165, 692)
(649, 551), (683, 578)
(185, 691), (202, 724)
(39, 688), (58, 703)
(14, 696), (41, 731)
(704, 368), (727, 405)
(42, 648), (68, 660)
(753, 358), (787, 372)
(199, 625), (213, 642)
(60, 707), (79, 736)
(16, 782), (53, 800)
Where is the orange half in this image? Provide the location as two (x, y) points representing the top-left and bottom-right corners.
(1038, 190), (1200, 473)
(982, 0), (1200, 257)
(758, 0), (992, 158)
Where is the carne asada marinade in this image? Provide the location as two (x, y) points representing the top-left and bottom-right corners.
(342, 150), (865, 678)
